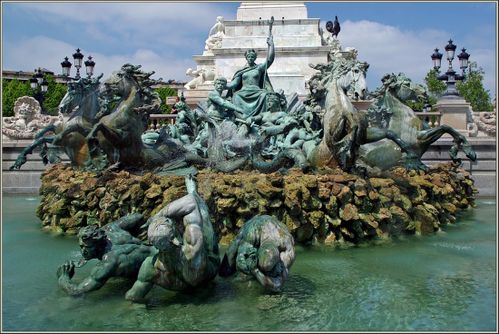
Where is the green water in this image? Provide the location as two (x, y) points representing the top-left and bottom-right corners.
(2, 194), (496, 331)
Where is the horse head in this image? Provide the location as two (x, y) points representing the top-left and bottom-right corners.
(380, 73), (426, 102)
(58, 74), (103, 120)
(102, 65), (139, 98)
(329, 57), (369, 100)
(59, 81), (81, 115)
(347, 61), (369, 100)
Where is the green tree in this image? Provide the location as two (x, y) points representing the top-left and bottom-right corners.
(154, 86), (178, 114)
(42, 74), (67, 115)
(424, 68), (446, 98)
(404, 94), (438, 112)
(456, 62), (493, 111)
(2, 78), (32, 117)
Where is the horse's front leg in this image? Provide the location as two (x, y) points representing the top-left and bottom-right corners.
(9, 135), (55, 170)
(86, 122), (126, 165)
(417, 125), (477, 163)
(86, 122), (105, 159)
(34, 124), (57, 139)
(52, 124), (90, 146)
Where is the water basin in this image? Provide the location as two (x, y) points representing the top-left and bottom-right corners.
(1, 194), (496, 331)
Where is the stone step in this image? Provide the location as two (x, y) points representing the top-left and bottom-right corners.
(2, 171), (42, 194)
(422, 150), (496, 160)
(422, 159), (496, 172)
(469, 172), (497, 197)
(2, 160), (55, 171)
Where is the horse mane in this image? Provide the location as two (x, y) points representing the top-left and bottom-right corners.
(119, 63), (162, 114)
(369, 72), (406, 99)
(67, 75), (102, 95)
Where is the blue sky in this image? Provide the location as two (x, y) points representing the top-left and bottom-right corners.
(2, 1), (496, 96)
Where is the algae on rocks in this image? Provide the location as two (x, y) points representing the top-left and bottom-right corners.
(37, 162), (476, 245)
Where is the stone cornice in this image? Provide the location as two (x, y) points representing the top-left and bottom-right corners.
(224, 18), (320, 26)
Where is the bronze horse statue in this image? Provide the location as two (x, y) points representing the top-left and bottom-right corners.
(360, 73), (476, 170)
(84, 64), (199, 174)
(307, 56), (414, 171)
(9, 75), (103, 170)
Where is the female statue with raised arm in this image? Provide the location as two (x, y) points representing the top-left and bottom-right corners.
(226, 17), (275, 119)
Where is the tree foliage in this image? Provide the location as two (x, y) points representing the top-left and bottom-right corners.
(2, 78), (32, 117)
(424, 68), (446, 98)
(456, 62), (493, 111)
(404, 93), (438, 113)
(42, 74), (68, 116)
(2, 74), (67, 117)
(154, 86), (178, 114)
(424, 62), (493, 112)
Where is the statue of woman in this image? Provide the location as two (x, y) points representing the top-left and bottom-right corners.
(226, 34), (275, 120)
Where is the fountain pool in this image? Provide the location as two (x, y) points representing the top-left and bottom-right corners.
(1, 194), (496, 331)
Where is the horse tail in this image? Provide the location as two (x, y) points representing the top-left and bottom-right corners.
(251, 149), (310, 173)
(212, 156), (249, 173)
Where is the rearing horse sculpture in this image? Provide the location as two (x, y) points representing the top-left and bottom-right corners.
(307, 56), (413, 171)
(360, 73), (476, 170)
(9, 75), (103, 170)
(85, 64), (163, 169)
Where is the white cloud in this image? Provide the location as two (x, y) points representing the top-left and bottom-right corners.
(3, 36), (195, 82)
(18, 3), (235, 27)
(5, 2), (236, 65)
(3, 5), (495, 96)
(334, 20), (496, 94)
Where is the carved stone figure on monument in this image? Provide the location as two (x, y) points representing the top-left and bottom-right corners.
(2, 96), (61, 140)
(184, 67), (216, 90)
(474, 111), (496, 137)
(204, 16), (225, 54)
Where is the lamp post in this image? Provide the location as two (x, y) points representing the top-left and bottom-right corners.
(60, 48), (96, 81)
(431, 39), (470, 98)
(29, 67), (49, 111)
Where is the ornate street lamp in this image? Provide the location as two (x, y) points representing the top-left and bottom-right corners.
(431, 39), (470, 98)
(40, 78), (49, 93)
(431, 48), (443, 70)
(30, 68), (49, 111)
(84, 56), (95, 77)
(29, 76), (38, 90)
(62, 48), (95, 80)
(457, 48), (470, 72)
(444, 39), (456, 62)
(61, 56), (72, 78)
(72, 48), (84, 79)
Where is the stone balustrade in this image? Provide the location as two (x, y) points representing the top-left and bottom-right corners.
(414, 111), (442, 128)
(148, 114), (177, 130)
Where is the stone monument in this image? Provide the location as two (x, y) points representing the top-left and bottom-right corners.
(435, 94), (477, 136)
(2, 96), (62, 140)
(182, 2), (338, 107)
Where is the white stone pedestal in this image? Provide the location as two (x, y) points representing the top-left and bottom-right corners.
(183, 83), (214, 107)
(184, 2), (333, 107)
(435, 96), (474, 134)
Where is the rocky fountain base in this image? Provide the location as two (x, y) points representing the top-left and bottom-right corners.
(37, 163), (476, 246)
